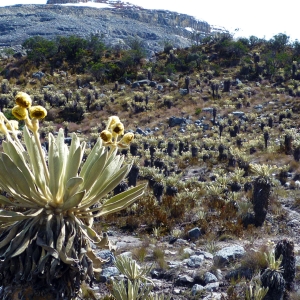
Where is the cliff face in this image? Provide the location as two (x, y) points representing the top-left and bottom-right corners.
(0, 2), (210, 54)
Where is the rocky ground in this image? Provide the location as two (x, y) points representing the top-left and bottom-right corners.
(87, 180), (300, 299)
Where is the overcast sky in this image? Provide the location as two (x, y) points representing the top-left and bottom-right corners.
(1, 0), (299, 41)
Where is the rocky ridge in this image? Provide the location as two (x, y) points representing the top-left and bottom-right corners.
(0, 2), (210, 54)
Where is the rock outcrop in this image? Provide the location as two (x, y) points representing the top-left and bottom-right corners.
(0, 2), (210, 54)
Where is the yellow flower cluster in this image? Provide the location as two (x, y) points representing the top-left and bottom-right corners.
(11, 92), (47, 133)
(100, 116), (134, 149)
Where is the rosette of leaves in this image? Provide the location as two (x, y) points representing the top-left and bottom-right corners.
(0, 97), (145, 299)
(261, 251), (285, 300)
(250, 164), (278, 227)
(111, 255), (154, 300)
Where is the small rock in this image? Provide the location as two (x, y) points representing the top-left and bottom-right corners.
(173, 288), (181, 295)
(135, 127), (148, 136)
(204, 282), (219, 292)
(176, 274), (194, 286)
(118, 251), (132, 258)
(183, 248), (195, 256)
(137, 79), (150, 85)
(131, 82), (140, 88)
(99, 267), (120, 282)
(168, 261), (182, 268)
(204, 272), (218, 284)
(164, 250), (176, 255)
(179, 88), (188, 95)
(203, 292), (223, 300)
(214, 245), (245, 266)
(232, 111), (245, 118)
(187, 255), (204, 268)
(195, 250), (213, 260)
(173, 238), (188, 245)
(188, 227), (201, 240)
(149, 81), (157, 87)
(157, 84), (164, 91)
(191, 284), (204, 296)
(169, 116), (187, 127)
(287, 219), (300, 227)
(32, 71), (45, 80)
(202, 107), (213, 113)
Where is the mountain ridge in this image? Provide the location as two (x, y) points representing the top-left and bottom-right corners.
(0, 2), (211, 54)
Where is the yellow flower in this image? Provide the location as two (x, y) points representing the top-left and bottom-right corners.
(119, 132), (134, 145)
(107, 116), (120, 130)
(111, 122), (124, 136)
(12, 105), (28, 120)
(100, 130), (112, 142)
(15, 92), (32, 108)
(6, 120), (19, 131)
(29, 106), (47, 120)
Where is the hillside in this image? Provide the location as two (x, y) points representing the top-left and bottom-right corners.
(0, 32), (299, 299)
(0, 3), (210, 55)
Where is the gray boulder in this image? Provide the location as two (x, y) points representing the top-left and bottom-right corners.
(169, 116), (187, 127)
(232, 111), (245, 118)
(176, 274), (194, 286)
(131, 82), (140, 88)
(213, 245), (245, 266)
(179, 88), (188, 95)
(204, 272), (218, 284)
(191, 284), (204, 296)
(137, 79), (150, 85)
(187, 255), (204, 268)
(149, 81), (157, 87)
(204, 282), (219, 292)
(157, 84), (164, 91)
(136, 127), (148, 136)
(188, 227), (201, 240)
(32, 71), (45, 80)
(100, 267), (120, 282)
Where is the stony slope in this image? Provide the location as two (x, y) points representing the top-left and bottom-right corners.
(0, 3), (210, 54)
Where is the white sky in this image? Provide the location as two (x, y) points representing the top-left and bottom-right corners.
(1, 0), (299, 41)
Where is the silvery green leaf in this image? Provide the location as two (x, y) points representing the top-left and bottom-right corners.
(81, 150), (108, 192)
(1, 153), (31, 198)
(85, 155), (121, 200)
(64, 146), (82, 185)
(62, 190), (85, 211)
(80, 164), (131, 209)
(80, 138), (103, 179)
(23, 127), (48, 198)
(103, 147), (118, 169)
(48, 133), (60, 201)
(2, 140), (43, 201)
(57, 129), (67, 183)
(63, 177), (84, 202)
(69, 132), (81, 157)
(95, 183), (146, 217)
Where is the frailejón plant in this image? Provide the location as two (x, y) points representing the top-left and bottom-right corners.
(0, 93), (146, 299)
